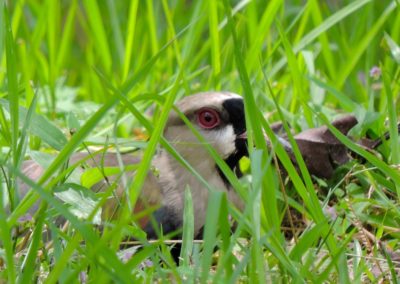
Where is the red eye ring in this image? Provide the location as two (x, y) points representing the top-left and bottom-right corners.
(197, 108), (221, 129)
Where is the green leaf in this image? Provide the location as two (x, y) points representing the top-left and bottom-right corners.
(54, 183), (102, 224)
(0, 99), (67, 150)
(29, 151), (56, 169)
(80, 164), (138, 189)
(67, 112), (81, 131)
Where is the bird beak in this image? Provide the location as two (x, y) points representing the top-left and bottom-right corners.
(237, 132), (247, 140)
(236, 131), (275, 148)
(237, 131), (270, 142)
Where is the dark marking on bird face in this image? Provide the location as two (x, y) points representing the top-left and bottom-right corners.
(222, 98), (246, 135)
(222, 97), (248, 156)
(217, 98), (249, 188)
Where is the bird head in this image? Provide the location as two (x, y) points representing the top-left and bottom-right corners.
(147, 92), (248, 238)
(162, 91), (247, 175)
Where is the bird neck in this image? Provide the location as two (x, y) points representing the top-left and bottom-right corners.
(154, 147), (229, 188)
(152, 148), (234, 234)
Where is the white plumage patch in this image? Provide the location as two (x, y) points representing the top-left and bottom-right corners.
(207, 124), (236, 158)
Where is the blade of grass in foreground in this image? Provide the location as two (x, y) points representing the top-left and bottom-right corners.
(0, 184), (15, 284)
(19, 207), (45, 283)
(382, 63), (400, 165)
(5, 3), (18, 176)
(14, 93), (39, 204)
(46, 0), (60, 112)
(0, 1), (11, 145)
(180, 187), (195, 267)
(0, 0), (4, 62)
(217, 194), (234, 281)
(381, 59), (400, 199)
(200, 191), (223, 283)
(2, 5), (18, 283)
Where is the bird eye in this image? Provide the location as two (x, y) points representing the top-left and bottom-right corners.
(197, 108), (221, 129)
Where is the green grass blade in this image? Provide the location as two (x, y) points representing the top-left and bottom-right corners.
(4, 3), (18, 167)
(200, 191), (223, 283)
(122, 0), (139, 81)
(382, 64), (400, 165)
(19, 208), (45, 284)
(56, 0), (77, 69)
(0, 182), (15, 283)
(106, 0), (124, 70)
(0, 99), (68, 151)
(180, 187), (194, 267)
(2, 6), (18, 282)
(208, 0), (221, 89)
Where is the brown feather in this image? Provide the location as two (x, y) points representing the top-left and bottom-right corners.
(19, 151), (163, 230)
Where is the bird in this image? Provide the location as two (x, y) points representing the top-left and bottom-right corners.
(18, 91), (248, 241)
